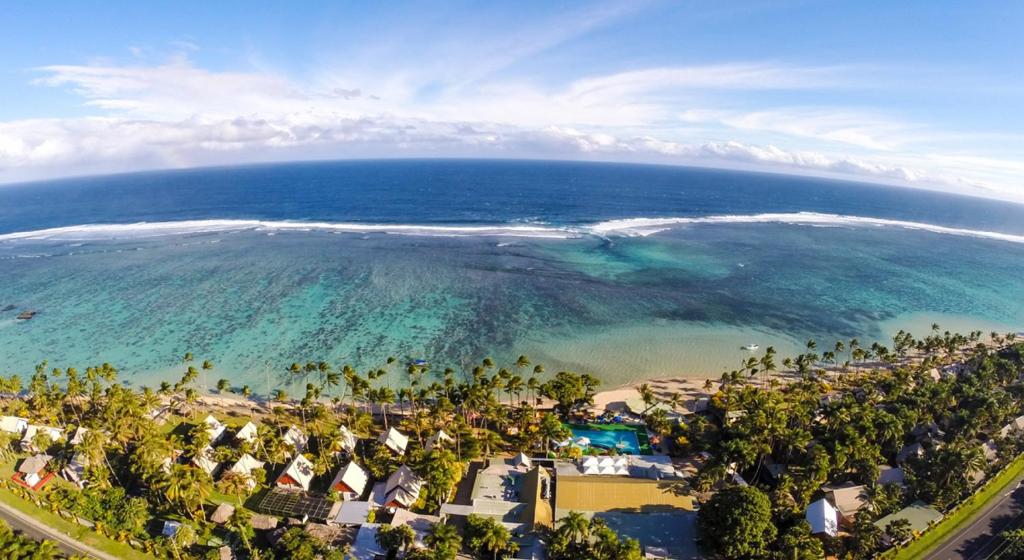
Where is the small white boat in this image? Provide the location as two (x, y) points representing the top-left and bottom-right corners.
(743, 344), (760, 351)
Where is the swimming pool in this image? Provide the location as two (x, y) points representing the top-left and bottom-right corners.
(569, 426), (642, 454)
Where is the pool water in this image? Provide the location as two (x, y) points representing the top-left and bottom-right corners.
(570, 426), (642, 454)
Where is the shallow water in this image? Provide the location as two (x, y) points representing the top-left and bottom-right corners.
(0, 160), (1022, 391)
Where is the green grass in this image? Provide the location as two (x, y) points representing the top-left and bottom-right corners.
(884, 454), (1024, 559)
(0, 485), (152, 560)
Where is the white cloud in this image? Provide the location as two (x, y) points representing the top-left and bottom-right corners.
(2, 56), (1021, 202)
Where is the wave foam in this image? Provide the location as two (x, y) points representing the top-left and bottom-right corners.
(1, 212), (1022, 245)
(586, 212), (1024, 244)
(0, 219), (577, 241)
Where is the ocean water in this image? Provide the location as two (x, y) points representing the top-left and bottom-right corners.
(1, 160), (1022, 392)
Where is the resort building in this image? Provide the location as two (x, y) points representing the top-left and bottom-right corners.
(389, 509), (441, 549)
(383, 465), (423, 509)
(806, 498), (840, 537)
(192, 446), (221, 476)
(1000, 415), (1024, 438)
(334, 426), (357, 455)
(17, 454), (52, 488)
(0, 416), (28, 435)
(62, 452), (89, 488)
(874, 501), (943, 544)
(349, 524), (385, 560)
(225, 453), (265, 490)
(454, 457), (551, 527)
(203, 415), (227, 444)
(68, 426), (89, 446)
(276, 454), (315, 492)
(235, 422), (259, 444)
(20, 425), (64, 452)
(876, 465), (906, 486)
(824, 483), (869, 524)
(329, 461), (370, 501)
(333, 500), (373, 526)
(283, 426), (308, 454)
(379, 428), (409, 455)
(896, 442), (925, 463)
(424, 429), (453, 452)
(553, 455), (696, 558)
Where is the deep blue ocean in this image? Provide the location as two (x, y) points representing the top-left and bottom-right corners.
(1, 160), (1022, 390)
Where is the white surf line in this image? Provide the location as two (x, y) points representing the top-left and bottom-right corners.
(585, 212), (1024, 244)
(1, 212), (1023, 245)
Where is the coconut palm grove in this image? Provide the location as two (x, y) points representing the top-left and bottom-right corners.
(0, 328), (1022, 558)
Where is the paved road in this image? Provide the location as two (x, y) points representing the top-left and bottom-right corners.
(0, 498), (118, 560)
(923, 475), (1024, 560)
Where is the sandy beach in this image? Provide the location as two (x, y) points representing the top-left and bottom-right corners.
(591, 376), (717, 414)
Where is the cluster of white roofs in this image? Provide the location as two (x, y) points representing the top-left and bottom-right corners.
(0, 416), (64, 453)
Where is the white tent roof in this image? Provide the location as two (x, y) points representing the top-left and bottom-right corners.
(69, 426), (89, 446)
(235, 422), (258, 443)
(192, 446), (220, 475)
(203, 415), (226, 442)
(337, 426), (357, 452)
(379, 428), (409, 454)
(332, 461), (370, 496)
(424, 430), (453, 452)
(228, 453), (265, 477)
(283, 426), (308, 452)
(276, 454), (315, 491)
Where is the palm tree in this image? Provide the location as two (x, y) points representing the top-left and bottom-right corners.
(506, 375), (524, 408)
(425, 522), (462, 560)
(638, 383), (656, 414)
(218, 471), (253, 505)
(478, 519), (511, 560)
(558, 511), (591, 545)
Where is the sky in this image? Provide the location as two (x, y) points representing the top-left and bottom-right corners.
(1, 1), (1023, 201)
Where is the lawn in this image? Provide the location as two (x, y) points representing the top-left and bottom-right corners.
(883, 454), (1024, 559)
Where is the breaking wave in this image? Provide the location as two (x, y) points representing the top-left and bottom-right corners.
(1, 212), (1023, 245)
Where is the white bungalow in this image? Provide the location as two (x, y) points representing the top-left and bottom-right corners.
(383, 465), (423, 509)
(68, 426), (89, 446)
(828, 484), (869, 523)
(62, 453), (89, 488)
(283, 426), (308, 454)
(276, 454), (315, 492)
(234, 422), (259, 444)
(424, 430), (453, 452)
(225, 453), (265, 490)
(192, 446), (221, 476)
(21, 425), (64, 452)
(379, 428), (409, 455)
(806, 498), (839, 537)
(1000, 415), (1024, 439)
(18, 454), (52, 487)
(335, 426), (357, 455)
(203, 415), (227, 444)
(0, 416), (28, 435)
(330, 461), (370, 500)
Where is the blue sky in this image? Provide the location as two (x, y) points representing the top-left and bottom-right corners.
(1, 1), (1023, 200)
